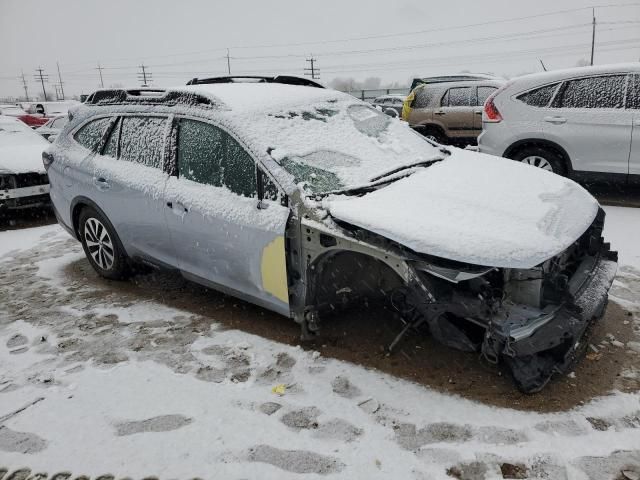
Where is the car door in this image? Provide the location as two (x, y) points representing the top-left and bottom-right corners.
(164, 117), (291, 315)
(544, 74), (632, 174)
(474, 86), (498, 130)
(629, 74), (640, 176)
(436, 86), (475, 138)
(92, 114), (175, 266)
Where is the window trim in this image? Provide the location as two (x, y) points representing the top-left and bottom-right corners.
(171, 114), (286, 199)
(550, 73), (630, 110)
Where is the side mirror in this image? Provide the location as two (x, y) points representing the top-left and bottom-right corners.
(48, 134), (58, 143)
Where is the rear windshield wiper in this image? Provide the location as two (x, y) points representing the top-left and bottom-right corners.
(369, 154), (447, 183)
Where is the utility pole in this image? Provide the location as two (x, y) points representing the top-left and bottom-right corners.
(137, 64), (152, 87)
(34, 67), (49, 101)
(304, 56), (320, 80)
(590, 8), (596, 66)
(538, 59), (547, 71)
(56, 61), (65, 100)
(20, 70), (29, 101)
(96, 62), (105, 88)
(226, 49), (231, 75)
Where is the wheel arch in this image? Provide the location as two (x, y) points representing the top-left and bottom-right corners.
(503, 139), (573, 175)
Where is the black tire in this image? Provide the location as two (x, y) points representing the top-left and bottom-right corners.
(511, 146), (567, 176)
(78, 206), (130, 280)
(420, 127), (447, 145)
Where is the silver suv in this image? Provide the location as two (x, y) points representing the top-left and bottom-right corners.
(45, 84), (617, 392)
(479, 64), (640, 182)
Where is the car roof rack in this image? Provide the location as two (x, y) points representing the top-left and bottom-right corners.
(186, 75), (324, 89)
(84, 88), (219, 108)
(410, 74), (501, 90)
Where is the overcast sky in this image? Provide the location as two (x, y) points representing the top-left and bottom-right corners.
(1, 0), (639, 99)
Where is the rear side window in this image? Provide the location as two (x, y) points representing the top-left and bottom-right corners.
(413, 86), (432, 108)
(119, 116), (167, 168)
(477, 86), (497, 106)
(73, 117), (112, 151)
(517, 83), (559, 107)
(554, 75), (626, 109)
(628, 75), (640, 109)
(178, 119), (256, 198)
(443, 87), (472, 107)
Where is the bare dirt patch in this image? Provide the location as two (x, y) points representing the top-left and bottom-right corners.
(62, 254), (640, 413)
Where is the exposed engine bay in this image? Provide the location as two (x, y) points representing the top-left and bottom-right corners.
(289, 206), (618, 393)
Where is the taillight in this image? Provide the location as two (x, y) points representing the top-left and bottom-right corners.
(42, 151), (55, 170)
(483, 95), (502, 123)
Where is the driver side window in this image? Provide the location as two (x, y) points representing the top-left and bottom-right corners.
(177, 118), (257, 198)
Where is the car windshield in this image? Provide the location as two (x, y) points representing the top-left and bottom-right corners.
(251, 97), (443, 194)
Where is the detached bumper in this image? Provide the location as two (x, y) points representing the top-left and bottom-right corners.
(501, 254), (618, 393)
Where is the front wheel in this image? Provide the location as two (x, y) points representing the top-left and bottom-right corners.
(512, 146), (566, 175)
(79, 207), (130, 280)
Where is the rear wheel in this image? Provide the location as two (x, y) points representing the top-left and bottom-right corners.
(420, 127), (447, 144)
(512, 146), (566, 175)
(79, 207), (130, 280)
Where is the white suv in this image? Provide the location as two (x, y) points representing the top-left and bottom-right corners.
(478, 64), (640, 183)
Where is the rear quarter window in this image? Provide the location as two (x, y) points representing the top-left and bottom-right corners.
(412, 86), (433, 108)
(516, 83), (559, 107)
(73, 117), (112, 151)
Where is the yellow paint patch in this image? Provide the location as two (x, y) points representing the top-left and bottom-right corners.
(261, 236), (289, 304)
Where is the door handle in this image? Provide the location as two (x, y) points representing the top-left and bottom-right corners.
(543, 116), (567, 124)
(166, 201), (188, 213)
(93, 177), (110, 190)
(434, 110), (446, 116)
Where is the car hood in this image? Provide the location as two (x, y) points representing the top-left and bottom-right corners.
(323, 149), (599, 269)
(0, 144), (47, 174)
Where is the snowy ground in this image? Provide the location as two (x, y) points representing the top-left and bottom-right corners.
(0, 207), (639, 479)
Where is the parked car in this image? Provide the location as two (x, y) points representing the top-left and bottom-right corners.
(0, 104), (28, 118)
(17, 101), (79, 128)
(46, 84), (616, 392)
(0, 116), (50, 211)
(479, 64), (640, 182)
(372, 95), (405, 117)
(36, 115), (68, 141)
(402, 77), (504, 144)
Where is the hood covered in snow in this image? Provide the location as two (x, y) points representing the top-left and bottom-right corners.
(324, 150), (599, 269)
(0, 117), (49, 174)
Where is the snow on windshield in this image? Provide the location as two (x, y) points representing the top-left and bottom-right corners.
(255, 99), (442, 193)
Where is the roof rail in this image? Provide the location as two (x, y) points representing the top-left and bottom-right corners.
(410, 74), (502, 90)
(186, 75), (324, 89)
(85, 88), (220, 108)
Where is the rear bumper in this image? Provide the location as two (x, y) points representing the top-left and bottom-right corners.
(0, 184), (50, 201)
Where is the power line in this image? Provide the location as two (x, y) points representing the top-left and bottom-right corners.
(50, 2), (640, 68)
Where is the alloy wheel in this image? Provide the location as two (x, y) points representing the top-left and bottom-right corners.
(521, 155), (553, 171)
(84, 217), (115, 270)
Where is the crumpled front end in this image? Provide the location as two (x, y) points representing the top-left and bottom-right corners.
(399, 207), (617, 393)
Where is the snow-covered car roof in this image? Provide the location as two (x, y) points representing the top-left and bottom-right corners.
(507, 62), (640, 92)
(0, 115), (49, 174)
(172, 83), (445, 193)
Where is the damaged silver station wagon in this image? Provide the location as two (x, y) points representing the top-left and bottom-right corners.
(45, 81), (618, 393)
